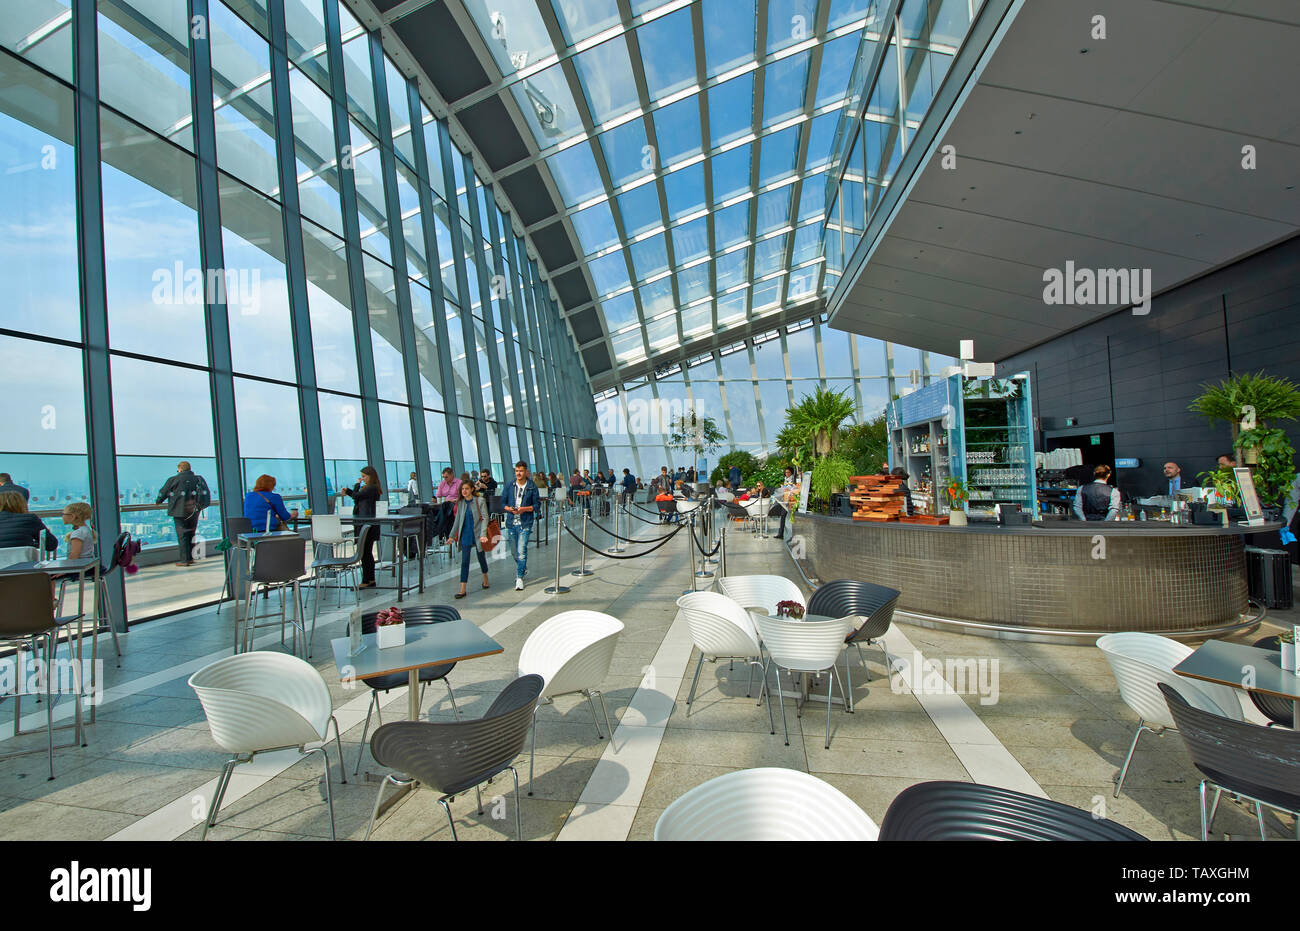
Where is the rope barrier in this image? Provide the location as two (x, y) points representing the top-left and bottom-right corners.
(582, 514), (679, 545)
(623, 506), (671, 525)
(561, 520), (682, 559)
(689, 521), (721, 558)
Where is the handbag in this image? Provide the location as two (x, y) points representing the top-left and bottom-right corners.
(255, 492), (290, 531)
(483, 518), (501, 551)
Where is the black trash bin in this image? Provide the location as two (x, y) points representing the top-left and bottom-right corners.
(1245, 546), (1293, 609)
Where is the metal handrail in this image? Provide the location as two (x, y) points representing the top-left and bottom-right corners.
(27, 494), (309, 519)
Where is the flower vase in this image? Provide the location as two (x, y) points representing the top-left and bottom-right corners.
(1282, 641), (1296, 673)
(948, 508), (967, 527)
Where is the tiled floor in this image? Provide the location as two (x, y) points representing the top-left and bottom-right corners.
(0, 509), (1294, 841)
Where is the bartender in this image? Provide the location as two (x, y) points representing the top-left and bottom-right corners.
(1161, 461), (1186, 496)
(1073, 464), (1121, 521)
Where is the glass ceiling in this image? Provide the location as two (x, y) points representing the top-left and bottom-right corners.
(456, 0), (885, 375)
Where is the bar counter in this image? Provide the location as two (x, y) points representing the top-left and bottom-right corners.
(797, 513), (1279, 642)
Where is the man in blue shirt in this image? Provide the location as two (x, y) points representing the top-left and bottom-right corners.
(502, 460), (541, 591)
(729, 464), (742, 493)
(1162, 462), (1184, 496)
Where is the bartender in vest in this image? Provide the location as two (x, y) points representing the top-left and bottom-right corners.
(1073, 464), (1121, 521)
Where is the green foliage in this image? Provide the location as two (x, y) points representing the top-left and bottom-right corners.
(776, 423), (814, 472)
(838, 414), (889, 476)
(783, 386), (857, 460)
(1234, 427), (1296, 507)
(666, 409), (726, 471)
(1196, 467), (1239, 504)
(709, 450), (759, 486)
(749, 460), (790, 490)
(810, 455), (853, 502)
(1189, 372), (1300, 429)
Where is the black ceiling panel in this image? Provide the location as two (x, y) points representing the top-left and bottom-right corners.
(459, 96), (531, 172)
(569, 307), (603, 344)
(553, 268), (592, 310)
(370, 0), (403, 11)
(582, 344), (613, 376)
(532, 221), (577, 269)
(499, 165), (560, 227)
(393, 5), (490, 104)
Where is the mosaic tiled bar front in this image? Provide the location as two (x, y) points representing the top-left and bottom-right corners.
(799, 514), (1252, 638)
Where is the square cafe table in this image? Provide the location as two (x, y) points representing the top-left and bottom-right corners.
(331, 619), (504, 812)
(1174, 639), (1300, 728)
(331, 619), (504, 721)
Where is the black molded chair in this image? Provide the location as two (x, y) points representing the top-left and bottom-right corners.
(807, 579), (901, 709)
(365, 674), (544, 841)
(350, 603), (463, 774)
(1158, 682), (1300, 840)
(239, 535), (307, 656)
(878, 780), (1147, 841)
(1249, 636), (1296, 726)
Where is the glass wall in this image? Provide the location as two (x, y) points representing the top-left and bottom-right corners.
(0, 1), (595, 621)
(595, 316), (958, 474)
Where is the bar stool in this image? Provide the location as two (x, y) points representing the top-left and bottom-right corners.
(237, 536), (309, 658)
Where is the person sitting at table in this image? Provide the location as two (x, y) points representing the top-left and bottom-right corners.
(475, 467), (498, 496)
(654, 487), (676, 523)
(891, 468), (915, 517)
(0, 490), (58, 553)
(243, 474), (298, 533)
(450, 479), (490, 599)
(435, 467), (459, 543)
(61, 501), (97, 560)
(341, 466), (382, 589)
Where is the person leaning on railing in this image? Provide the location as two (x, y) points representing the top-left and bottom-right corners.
(0, 491), (58, 553)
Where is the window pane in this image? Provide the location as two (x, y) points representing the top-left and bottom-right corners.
(100, 108), (205, 365)
(0, 56), (80, 341)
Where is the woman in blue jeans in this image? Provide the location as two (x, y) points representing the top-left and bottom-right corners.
(449, 479), (490, 599)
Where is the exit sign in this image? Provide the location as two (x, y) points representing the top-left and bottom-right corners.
(1090, 435), (1101, 445)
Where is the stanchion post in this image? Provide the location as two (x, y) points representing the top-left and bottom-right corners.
(720, 525), (727, 577)
(571, 509), (594, 576)
(694, 507), (714, 579)
(545, 511), (570, 594)
(682, 513), (697, 596)
(607, 495), (626, 554)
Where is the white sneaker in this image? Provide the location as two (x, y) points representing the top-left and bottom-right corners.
(515, 577), (524, 591)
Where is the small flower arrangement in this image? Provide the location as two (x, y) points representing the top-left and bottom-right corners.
(375, 606), (406, 648)
(945, 477), (969, 506)
(775, 600), (805, 620)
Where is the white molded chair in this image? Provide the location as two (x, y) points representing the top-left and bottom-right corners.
(1096, 632), (1245, 799)
(518, 610), (624, 794)
(676, 498), (703, 517)
(654, 767), (879, 841)
(375, 500), (389, 518)
(717, 574), (805, 617)
(676, 592), (768, 722)
(189, 651), (346, 839)
(310, 513), (353, 559)
(756, 613), (848, 750)
(553, 487), (568, 512)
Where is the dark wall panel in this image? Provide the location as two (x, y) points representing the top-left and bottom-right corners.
(999, 235), (1300, 500)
